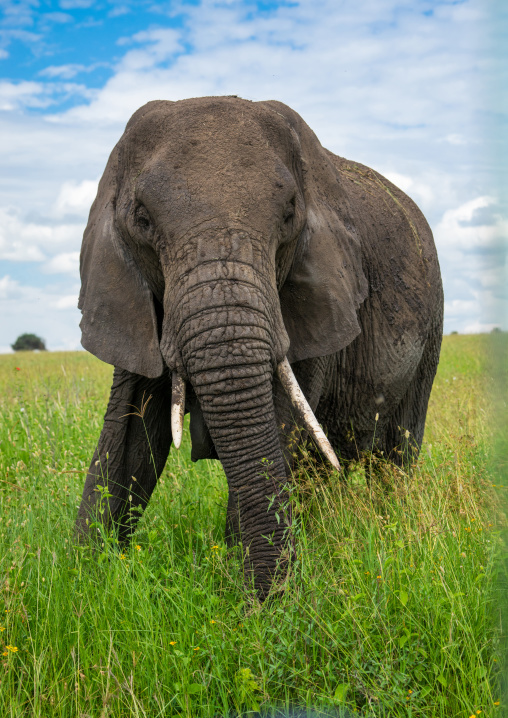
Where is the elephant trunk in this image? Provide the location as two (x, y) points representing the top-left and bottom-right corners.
(165, 259), (291, 593)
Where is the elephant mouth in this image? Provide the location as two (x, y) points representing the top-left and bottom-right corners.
(170, 358), (341, 471)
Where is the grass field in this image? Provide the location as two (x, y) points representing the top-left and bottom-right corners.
(0, 335), (507, 717)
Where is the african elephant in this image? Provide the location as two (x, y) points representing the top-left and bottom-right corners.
(75, 96), (443, 596)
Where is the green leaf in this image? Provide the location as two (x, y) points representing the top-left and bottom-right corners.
(351, 593), (365, 602)
(476, 665), (487, 679)
(396, 540), (404, 548)
(399, 634), (409, 648)
(398, 589), (409, 606)
(333, 683), (349, 703)
(420, 686), (432, 698)
(186, 683), (204, 694)
(436, 674), (447, 688)
(384, 556), (394, 569)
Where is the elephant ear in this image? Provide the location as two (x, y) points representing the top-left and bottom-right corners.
(261, 100), (369, 364)
(78, 144), (164, 378)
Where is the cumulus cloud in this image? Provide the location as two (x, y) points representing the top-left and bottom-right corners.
(0, 274), (82, 352)
(435, 196), (507, 332)
(53, 179), (98, 218)
(51, 293), (79, 309)
(43, 252), (80, 276)
(0, 207), (85, 261)
(0, 80), (48, 110)
(39, 63), (106, 80)
(0, 274), (21, 300)
(435, 196), (506, 252)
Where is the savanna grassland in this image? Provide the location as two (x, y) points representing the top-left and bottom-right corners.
(0, 335), (507, 718)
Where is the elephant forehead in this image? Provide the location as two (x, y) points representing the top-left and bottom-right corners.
(124, 103), (297, 188)
(133, 150), (296, 235)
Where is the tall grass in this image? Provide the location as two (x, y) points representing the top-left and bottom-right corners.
(0, 337), (506, 717)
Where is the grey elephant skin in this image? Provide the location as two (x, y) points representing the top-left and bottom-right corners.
(75, 96), (443, 596)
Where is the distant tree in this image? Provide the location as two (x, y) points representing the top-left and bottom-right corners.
(450, 331), (458, 335)
(11, 333), (47, 351)
(491, 327), (502, 333)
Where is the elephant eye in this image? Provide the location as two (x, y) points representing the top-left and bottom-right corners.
(134, 205), (151, 231)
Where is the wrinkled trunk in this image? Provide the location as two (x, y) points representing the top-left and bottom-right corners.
(169, 258), (291, 595)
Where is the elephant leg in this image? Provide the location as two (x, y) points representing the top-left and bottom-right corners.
(75, 366), (172, 543)
(384, 311), (443, 466)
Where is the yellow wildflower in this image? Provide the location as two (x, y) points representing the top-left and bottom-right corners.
(169, 641), (176, 646)
(6, 645), (18, 653)
(210, 620), (216, 624)
(494, 701), (500, 706)
(135, 545), (141, 551)
(194, 647), (200, 651)
(0, 626), (5, 632)
(120, 554), (126, 560)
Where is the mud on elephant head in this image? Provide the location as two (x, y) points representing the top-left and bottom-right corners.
(76, 97), (443, 597)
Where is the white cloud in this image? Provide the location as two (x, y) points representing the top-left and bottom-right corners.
(0, 49), (8, 60)
(0, 80), (48, 110)
(0, 209), (47, 261)
(0, 275), (82, 352)
(43, 251), (80, 276)
(53, 179), (98, 218)
(434, 196), (507, 332)
(0, 207), (85, 261)
(118, 28), (183, 71)
(0, 274), (21, 300)
(434, 197), (506, 252)
(51, 293), (78, 309)
(40, 64), (88, 80)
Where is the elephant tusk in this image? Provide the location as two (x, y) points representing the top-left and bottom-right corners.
(277, 357), (341, 472)
(171, 371), (186, 449)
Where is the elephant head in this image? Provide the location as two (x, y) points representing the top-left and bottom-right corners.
(78, 97), (368, 593)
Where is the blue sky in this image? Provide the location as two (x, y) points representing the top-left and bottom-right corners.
(0, 0), (506, 351)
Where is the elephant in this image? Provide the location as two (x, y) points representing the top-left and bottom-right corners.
(75, 96), (443, 597)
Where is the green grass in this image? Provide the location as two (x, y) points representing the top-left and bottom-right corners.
(0, 336), (506, 717)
